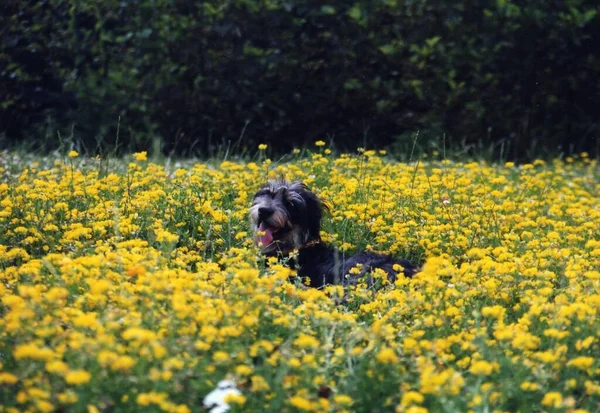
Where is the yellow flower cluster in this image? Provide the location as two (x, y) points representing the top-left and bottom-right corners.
(0, 150), (598, 412)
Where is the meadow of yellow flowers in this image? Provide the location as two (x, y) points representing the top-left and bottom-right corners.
(0, 147), (599, 413)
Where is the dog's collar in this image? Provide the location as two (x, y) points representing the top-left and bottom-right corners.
(272, 239), (321, 258)
(298, 239), (321, 250)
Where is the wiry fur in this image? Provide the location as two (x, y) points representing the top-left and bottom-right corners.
(250, 180), (419, 288)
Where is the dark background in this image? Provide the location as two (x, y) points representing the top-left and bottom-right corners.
(1, 0), (599, 160)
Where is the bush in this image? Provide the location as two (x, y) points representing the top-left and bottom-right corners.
(1, 0), (599, 159)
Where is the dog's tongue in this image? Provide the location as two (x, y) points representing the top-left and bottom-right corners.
(256, 223), (273, 246)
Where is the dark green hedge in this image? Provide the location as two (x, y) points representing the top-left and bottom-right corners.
(1, 0), (599, 159)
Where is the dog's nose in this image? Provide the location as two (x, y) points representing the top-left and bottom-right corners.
(258, 207), (274, 222)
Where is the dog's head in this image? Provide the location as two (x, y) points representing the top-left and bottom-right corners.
(250, 180), (325, 254)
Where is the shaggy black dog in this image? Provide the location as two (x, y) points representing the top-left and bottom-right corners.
(249, 180), (419, 288)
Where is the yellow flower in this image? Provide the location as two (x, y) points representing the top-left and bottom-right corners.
(541, 392), (563, 408)
(173, 405), (191, 413)
(68, 150), (79, 158)
(13, 343), (54, 361)
(122, 327), (157, 343)
(212, 351), (229, 363)
(65, 370), (91, 385)
(73, 312), (99, 329)
(469, 360), (495, 376)
(250, 375), (271, 392)
(136, 392), (168, 406)
(0, 372), (18, 384)
(315, 140), (326, 147)
(376, 347), (399, 364)
(348, 263), (363, 275)
(235, 365), (253, 376)
(134, 151), (148, 161)
(155, 229), (179, 243)
(126, 265), (147, 278)
(293, 333), (320, 349)
(58, 391), (78, 404)
(481, 305), (505, 319)
(224, 393), (246, 406)
(567, 356), (594, 371)
(289, 395), (314, 411)
(258, 144), (268, 150)
(110, 356), (136, 372)
(333, 394), (353, 406)
(402, 407), (429, 413)
(520, 381), (539, 391)
(36, 401), (55, 413)
(401, 391), (424, 406)
(46, 360), (69, 375)
(393, 263), (405, 272)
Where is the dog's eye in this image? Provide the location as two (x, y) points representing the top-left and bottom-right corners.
(255, 189), (272, 198)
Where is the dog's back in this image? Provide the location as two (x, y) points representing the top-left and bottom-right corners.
(296, 243), (419, 288)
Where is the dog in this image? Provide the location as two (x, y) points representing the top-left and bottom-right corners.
(249, 180), (419, 288)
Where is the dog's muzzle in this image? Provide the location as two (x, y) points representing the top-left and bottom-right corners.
(255, 207), (275, 246)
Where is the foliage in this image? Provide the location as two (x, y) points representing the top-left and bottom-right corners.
(0, 146), (599, 411)
(0, 0), (599, 157)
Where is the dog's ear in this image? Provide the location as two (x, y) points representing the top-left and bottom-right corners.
(298, 185), (324, 241)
